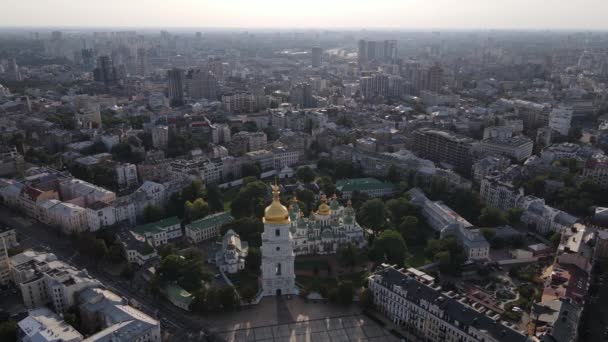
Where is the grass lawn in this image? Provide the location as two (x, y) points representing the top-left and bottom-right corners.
(405, 245), (432, 268)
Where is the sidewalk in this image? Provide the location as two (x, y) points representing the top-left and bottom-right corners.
(363, 309), (423, 342)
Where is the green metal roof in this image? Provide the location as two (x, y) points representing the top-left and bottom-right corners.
(187, 212), (234, 231)
(132, 216), (181, 235)
(165, 284), (194, 306)
(336, 178), (394, 192)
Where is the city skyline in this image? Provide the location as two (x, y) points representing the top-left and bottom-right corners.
(3, 0), (608, 30)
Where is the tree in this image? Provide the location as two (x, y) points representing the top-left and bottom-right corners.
(0, 320), (17, 342)
(263, 125), (280, 141)
(179, 258), (210, 292)
(425, 236), (466, 276)
(507, 208), (524, 226)
(296, 166), (316, 183)
(337, 244), (363, 271)
(230, 181), (269, 219)
(357, 199), (387, 231)
(336, 281), (354, 305)
(387, 164), (401, 184)
(316, 176), (337, 196)
(158, 255), (185, 282)
(205, 184), (224, 213)
(369, 230), (408, 265)
(92, 239), (108, 259)
(296, 189), (315, 214)
(478, 207), (508, 227)
(480, 228), (496, 242)
(398, 216), (426, 246)
(107, 244), (124, 264)
(182, 180), (204, 202)
(550, 232), (562, 248)
(359, 288), (374, 309)
(386, 197), (417, 224)
(185, 198), (210, 221)
(245, 247), (262, 274)
(143, 205), (164, 223)
(221, 217), (265, 247)
(240, 285), (257, 304)
(205, 287), (222, 312)
(219, 286), (239, 310)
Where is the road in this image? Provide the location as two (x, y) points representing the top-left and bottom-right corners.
(0, 205), (215, 342)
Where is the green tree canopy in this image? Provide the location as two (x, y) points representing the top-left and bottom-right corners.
(478, 207), (508, 227)
(245, 247), (262, 274)
(357, 199), (388, 231)
(185, 198), (210, 221)
(143, 204), (165, 223)
(296, 166), (316, 183)
(230, 181), (269, 218)
(386, 197), (417, 224)
(369, 230), (408, 265)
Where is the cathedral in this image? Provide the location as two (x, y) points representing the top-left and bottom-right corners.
(260, 188), (367, 297)
(288, 194), (367, 255)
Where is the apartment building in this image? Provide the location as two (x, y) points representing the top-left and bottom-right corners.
(368, 265), (529, 342)
(0, 227), (18, 285)
(412, 128), (473, 173)
(185, 212), (234, 243)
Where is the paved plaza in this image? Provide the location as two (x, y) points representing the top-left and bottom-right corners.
(216, 314), (401, 342)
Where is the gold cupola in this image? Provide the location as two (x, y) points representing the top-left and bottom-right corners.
(264, 184), (290, 224)
(317, 194), (331, 216)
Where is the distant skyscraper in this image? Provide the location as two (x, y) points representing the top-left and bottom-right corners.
(7, 58), (22, 81)
(311, 47), (322, 67)
(167, 68), (185, 106)
(93, 55), (117, 86)
(358, 39), (367, 66)
(136, 48), (148, 76)
(360, 74), (389, 99)
(427, 64), (444, 92)
(186, 69), (220, 100)
(81, 49), (96, 70)
(358, 39), (397, 66)
(290, 83), (314, 109)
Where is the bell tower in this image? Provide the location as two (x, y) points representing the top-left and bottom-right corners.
(260, 185), (296, 296)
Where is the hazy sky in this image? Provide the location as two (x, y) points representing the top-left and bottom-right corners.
(3, 0), (608, 30)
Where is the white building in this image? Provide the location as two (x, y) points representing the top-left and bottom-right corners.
(78, 287), (161, 342)
(408, 188), (489, 260)
(549, 107), (573, 136)
(261, 185), (297, 296)
(368, 265), (530, 342)
(477, 136), (534, 162)
(151, 126), (169, 149)
(216, 229), (248, 274)
(49, 202), (88, 234)
(0, 227), (18, 285)
(480, 172), (523, 212)
(131, 216), (182, 247)
(85, 202), (116, 232)
(518, 196), (578, 234)
(185, 212), (233, 243)
(10, 250), (101, 313)
(116, 230), (157, 266)
(17, 307), (83, 342)
(115, 163), (139, 190)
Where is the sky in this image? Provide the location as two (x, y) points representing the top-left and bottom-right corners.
(3, 0), (608, 30)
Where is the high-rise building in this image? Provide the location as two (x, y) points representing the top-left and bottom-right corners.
(548, 106), (573, 136)
(0, 227), (18, 285)
(167, 68), (185, 106)
(7, 58), (22, 81)
(136, 48), (148, 76)
(261, 185), (296, 296)
(358, 39), (368, 66)
(186, 69), (219, 100)
(81, 49), (96, 70)
(93, 55), (117, 86)
(427, 64), (444, 92)
(412, 128), (473, 173)
(311, 47), (322, 67)
(358, 40), (398, 66)
(360, 74), (389, 99)
(290, 83), (314, 109)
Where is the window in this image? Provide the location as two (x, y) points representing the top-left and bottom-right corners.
(276, 246), (280, 251)
(275, 229), (280, 237)
(276, 263), (281, 275)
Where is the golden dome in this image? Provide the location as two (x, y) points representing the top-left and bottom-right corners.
(264, 184), (290, 224)
(317, 194), (331, 216)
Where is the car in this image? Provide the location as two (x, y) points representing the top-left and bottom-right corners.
(214, 273), (221, 278)
(512, 307), (523, 312)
